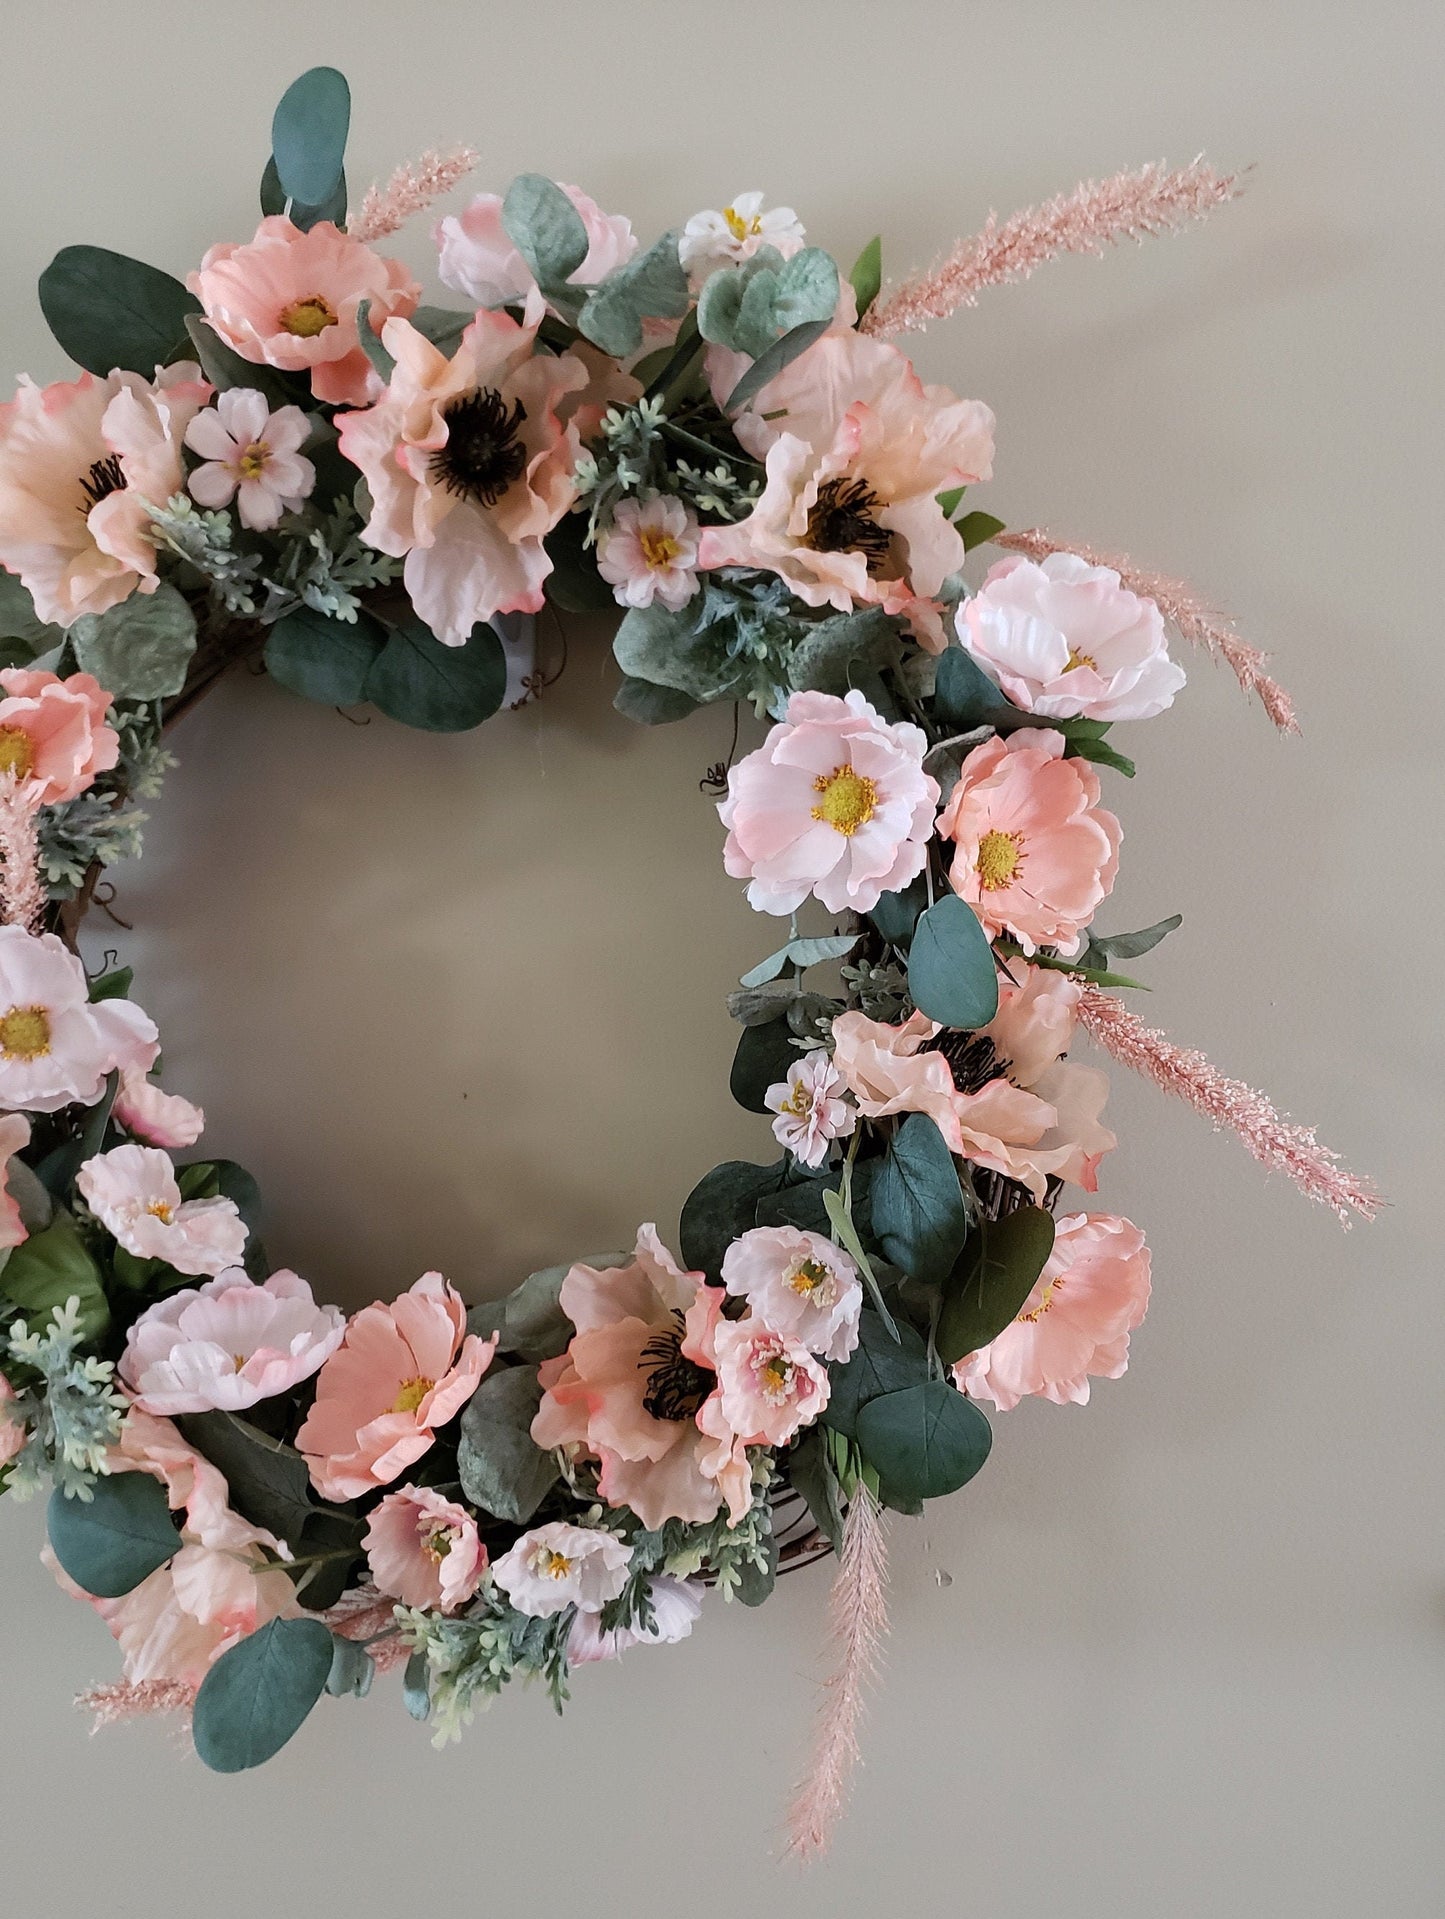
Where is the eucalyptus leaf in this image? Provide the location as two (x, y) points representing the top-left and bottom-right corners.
(786, 1428), (844, 1552)
(176, 1411), (317, 1550)
(578, 231), (691, 358)
(729, 1018), (797, 1114)
(38, 246), (200, 377)
(326, 1637), (374, 1699)
(354, 299), (395, 383)
(824, 1309), (930, 1440)
(271, 67), (350, 209)
(365, 617), (508, 732)
(613, 676), (699, 725)
(855, 1379), (992, 1502)
(408, 305), (475, 357)
(456, 1366), (559, 1524)
(724, 318), (831, 413)
(738, 933), (859, 988)
(502, 174), (590, 289)
(403, 1649), (431, 1721)
(46, 1474), (179, 1599)
(868, 876), (928, 950)
(936, 1207), (1055, 1366)
(871, 1113), (971, 1284)
(545, 510), (619, 615)
(612, 599), (733, 702)
(787, 605), (898, 696)
(0, 573), (64, 651)
(265, 606), (386, 708)
(70, 582), (197, 701)
(0, 1211), (109, 1341)
(933, 643), (1015, 730)
(908, 895), (1000, 1028)
(193, 1616), (335, 1773)
(679, 1157), (794, 1279)
(1063, 733), (1136, 777)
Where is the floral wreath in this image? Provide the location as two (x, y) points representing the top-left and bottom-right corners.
(0, 69), (1377, 1855)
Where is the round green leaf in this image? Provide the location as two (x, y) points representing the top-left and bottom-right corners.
(456, 1365), (559, 1525)
(908, 895), (1000, 1029)
(193, 1617), (335, 1773)
(679, 1157), (793, 1279)
(871, 1112), (970, 1284)
(271, 68), (350, 209)
(855, 1379), (992, 1502)
(46, 1473), (179, 1599)
(70, 581), (197, 702)
(501, 174), (590, 290)
(937, 1207), (1056, 1366)
(823, 1309), (930, 1439)
(730, 1018), (797, 1115)
(38, 246), (200, 377)
(364, 617), (508, 732)
(265, 606), (386, 707)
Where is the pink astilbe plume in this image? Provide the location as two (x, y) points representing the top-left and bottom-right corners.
(862, 158), (1242, 340)
(0, 775), (46, 933)
(785, 1483), (890, 1861)
(1078, 988), (1380, 1226)
(996, 528), (1299, 732)
(349, 147), (479, 244)
(79, 1678), (197, 1732)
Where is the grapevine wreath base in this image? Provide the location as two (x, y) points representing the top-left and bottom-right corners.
(0, 69), (1376, 1856)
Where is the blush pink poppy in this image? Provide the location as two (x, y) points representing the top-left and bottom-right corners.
(937, 728), (1121, 956)
(363, 1483), (487, 1613)
(296, 1273), (496, 1501)
(0, 1369), (27, 1467)
(708, 1316), (829, 1446)
(0, 669), (119, 806)
(955, 1211), (1152, 1411)
(0, 926), (157, 1115)
(189, 217), (418, 407)
(0, 1110), (31, 1253)
(112, 1063), (205, 1149)
(981, 962), (1116, 1192)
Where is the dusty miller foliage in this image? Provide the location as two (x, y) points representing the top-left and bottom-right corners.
(395, 1594), (574, 1745)
(4, 1300), (126, 1499)
(573, 398), (760, 544)
(147, 493), (399, 625)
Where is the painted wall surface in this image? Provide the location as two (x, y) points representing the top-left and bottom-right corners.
(0, 4), (1438, 1913)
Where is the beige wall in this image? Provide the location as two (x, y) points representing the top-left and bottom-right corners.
(0, 2), (1439, 1913)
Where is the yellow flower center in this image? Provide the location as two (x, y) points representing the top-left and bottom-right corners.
(788, 1257), (836, 1303)
(758, 1352), (795, 1401)
(638, 525), (682, 571)
(1063, 649), (1097, 673)
(0, 726), (36, 780)
(1018, 1277), (1065, 1323)
(237, 441), (271, 479)
(424, 1527), (454, 1563)
(233, 1354), (248, 1372)
(145, 1200), (175, 1224)
(975, 828), (1023, 891)
(811, 764), (878, 837)
(723, 205), (763, 242)
(0, 1005), (51, 1060)
(392, 1375), (434, 1415)
(279, 295), (338, 339)
(541, 1549), (574, 1580)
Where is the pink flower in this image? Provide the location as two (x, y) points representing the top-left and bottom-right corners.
(44, 1409), (298, 1686)
(113, 1064), (205, 1149)
(77, 1144), (247, 1277)
(531, 1227), (752, 1530)
(567, 1574), (702, 1663)
(189, 217), (419, 408)
(721, 1225), (861, 1362)
(491, 1520), (631, 1619)
(710, 1317), (828, 1446)
(679, 192), (806, 281)
(961, 552), (1185, 721)
(0, 669), (118, 806)
(184, 390), (315, 531)
(363, 1483), (486, 1613)
(0, 365), (210, 627)
(0, 926), (157, 1114)
(765, 1050), (856, 1167)
(937, 728), (1121, 956)
(597, 496), (701, 611)
(698, 330), (994, 650)
(337, 310), (587, 645)
(0, 1369), (27, 1467)
(119, 1267), (346, 1415)
(720, 689), (939, 916)
(436, 184), (636, 314)
(955, 1211), (1151, 1410)
(0, 1110), (30, 1252)
(981, 963), (1115, 1191)
(297, 1273), (496, 1501)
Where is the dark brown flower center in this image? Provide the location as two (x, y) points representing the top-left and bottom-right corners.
(805, 475), (892, 574)
(431, 388), (529, 507)
(639, 1310), (713, 1422)
(78, 453), (126, 514)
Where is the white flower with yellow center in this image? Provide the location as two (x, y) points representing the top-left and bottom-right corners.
(597, 496), (701, 612)
(185, 388), (316, 532)
(710, 1314), (830, 1447)
(491, 1520), (632, 1620)
(0, 924), (157, 1115)
(678, 191), (807, 281)
(765, 1050), (857, 1169)
(77, 1143), (248, 1278)
(721, 1223), (863, 1363)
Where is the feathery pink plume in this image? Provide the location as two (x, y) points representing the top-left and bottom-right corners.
(785, 1482), (890, 1861)
(323, 1586), (410, 1672)
(1078, 988), (1380, 1226)
(862, 158), (1242, 340)
(79, 1678), (196, 1731)
(995, 528), (1299, 732)
(349, 147), (479, 245)
(0, 775), (47, 933)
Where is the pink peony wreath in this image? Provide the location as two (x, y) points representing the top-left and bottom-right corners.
(0, 68), (1376, 1856)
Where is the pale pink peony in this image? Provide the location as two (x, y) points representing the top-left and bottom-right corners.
(436, 184), (636, 313)
(189, 217), (418, 407)
(567, 1574), (702, 1663)
(720, 689), (939, 916)
(679, 192), (806, 281)
(297, 1273), (496, 1501)
(0, 669), (118, 806)
(44, 1409), (298, 1686)
(0, 364), (210, 627)
(960, 552), (1185, 721)
(184, 389), (315, 531)
(765, 1049), (856, 1167)
(709, 1315), (830, 1445)
(955, 1211), (1151, 1410)
(0, 926), (157, 1114)
(337, 309), (587, 645)
(0, 1369), (27, 1466)
(363, 1483), (486, 1613)
(698, 329), (994, 649)
(0, 1110), (31, 1252)
(77, 1144), (247, 1278)
(721, 1224), (862, 1362)
(597, 496), (701, 611)
(937, 728), (1121, 956)
(491, 1520), (631, 1619)
(532, 1227), (752, 1530)
(119, 1267), (346, 1415)
(112, 1064), (205, 1149)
